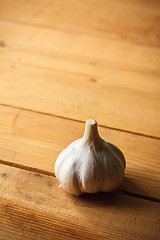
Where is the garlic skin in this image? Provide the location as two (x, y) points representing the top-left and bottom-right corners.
(54, 119), (126, 196)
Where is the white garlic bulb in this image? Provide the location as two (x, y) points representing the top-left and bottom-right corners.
(54, 119), (126, 196)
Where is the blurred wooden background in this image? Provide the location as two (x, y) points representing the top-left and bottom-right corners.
(0, 0), (160, 239)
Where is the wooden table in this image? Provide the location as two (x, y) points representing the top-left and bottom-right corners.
(0, 0), (160, 239)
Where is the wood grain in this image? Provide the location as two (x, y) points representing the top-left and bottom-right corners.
(0, 105), (160, 199)
(0, 0), (160, 47)
(0, 164), (160, 240)
(0, 55), (159, 137)
(0, 10), (160, 137)
(0, 1), (160, 239)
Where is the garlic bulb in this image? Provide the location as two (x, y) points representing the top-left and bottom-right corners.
(54, 119), (126, 196)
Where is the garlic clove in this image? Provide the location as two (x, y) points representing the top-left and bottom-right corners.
(54, 119), (126, 196)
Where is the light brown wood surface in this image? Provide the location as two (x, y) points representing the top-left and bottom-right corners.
(0, 104), (160, 199)
(0, 20), (160, 137)
(0, 164), (160, 240)
(0, 0), (160, 47)
(0, 0), (160, 239)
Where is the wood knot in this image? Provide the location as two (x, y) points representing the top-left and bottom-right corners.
(90, 61), (97, 65)
(0, 41), (6, 47)
(90, 78), (97, 83)
(1, 173), (7, 177)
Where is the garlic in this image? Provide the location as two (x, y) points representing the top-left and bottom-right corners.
(54, 119), (126, 196)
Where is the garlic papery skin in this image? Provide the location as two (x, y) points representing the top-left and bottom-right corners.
(54, 119), (126, 196)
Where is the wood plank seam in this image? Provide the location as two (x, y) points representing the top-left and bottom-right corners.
(0, 21), (159, 137)
(0, 104), (159, 199)
(0, 160), (159, 204)
(0, 164), (160, 240)
(0, 103), (159, 140)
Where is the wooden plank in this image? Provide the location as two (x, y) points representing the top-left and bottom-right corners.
(0, 19), (160, 77)
(0, 54), (159, 137)
(0, 164), (160, 240)
(0, 105), (160, 199)
(0, 0), (160, 47)
(0, 17), (159, 137)
(0, 19), (160, 136)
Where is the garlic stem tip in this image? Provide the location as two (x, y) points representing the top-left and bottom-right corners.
(86, 119), (97, 125)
